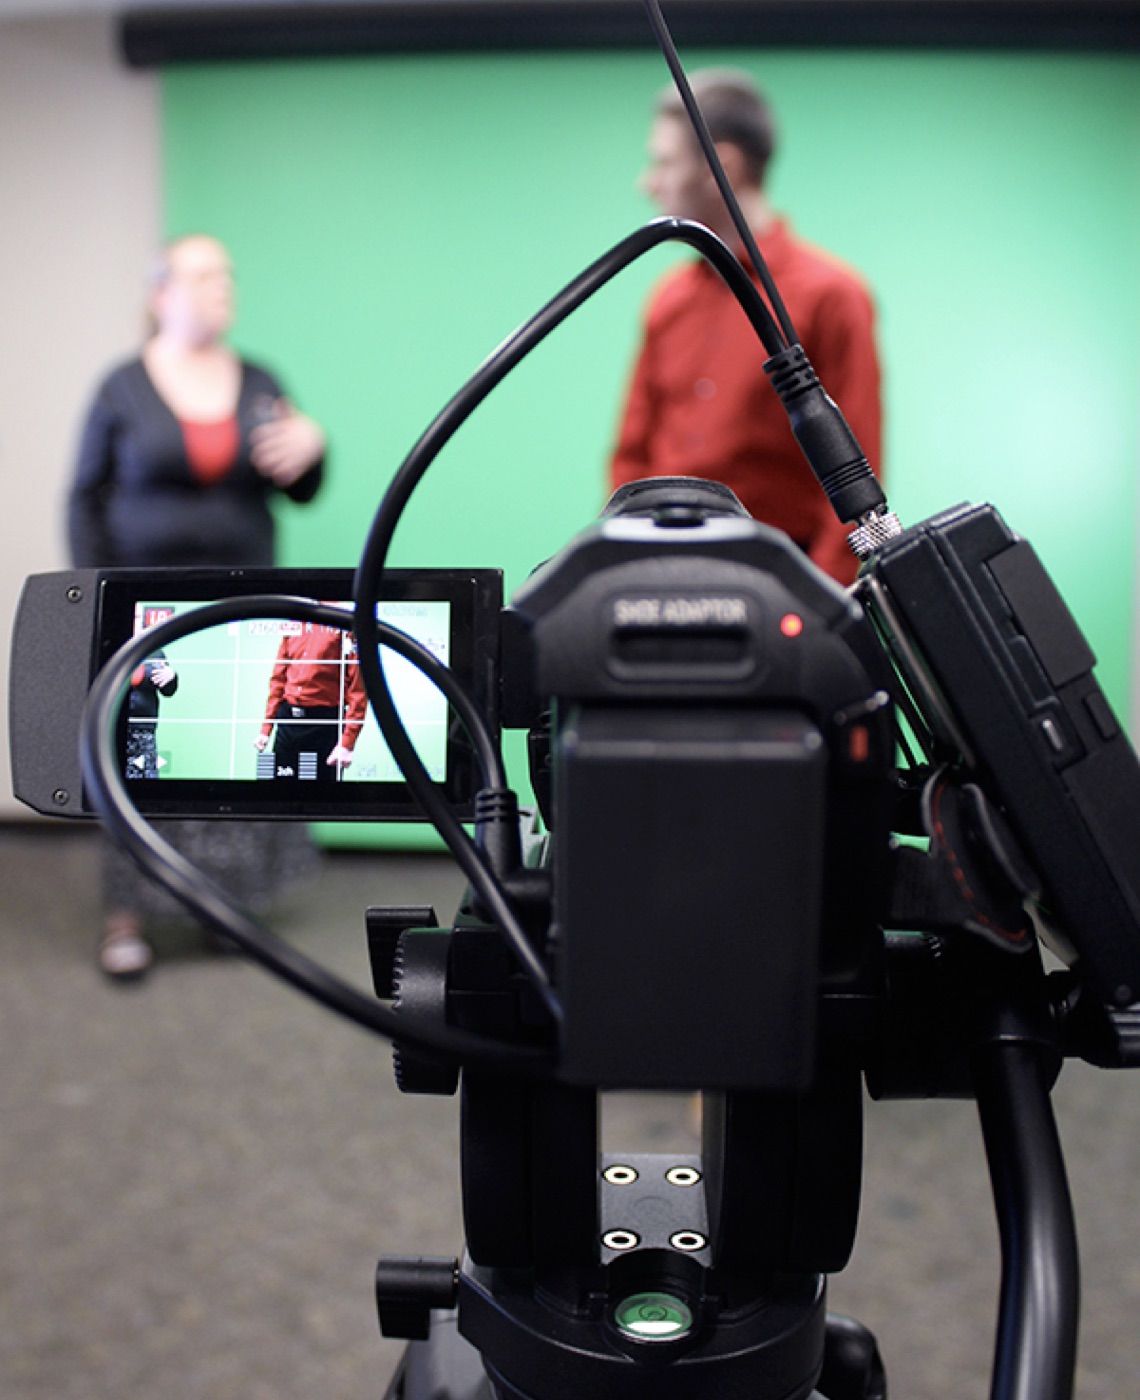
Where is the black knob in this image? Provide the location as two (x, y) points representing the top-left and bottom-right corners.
(365, 905), (438, 999)
(375, 1255), (459, 1339)
(392, 930), (460, 1096)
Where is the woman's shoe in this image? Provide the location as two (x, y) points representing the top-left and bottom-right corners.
(98, 917), (153, 982)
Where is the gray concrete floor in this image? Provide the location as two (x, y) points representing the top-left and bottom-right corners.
(2, 823), (1138, 1399)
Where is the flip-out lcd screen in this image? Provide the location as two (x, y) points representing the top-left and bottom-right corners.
(92, 568), (502, 819)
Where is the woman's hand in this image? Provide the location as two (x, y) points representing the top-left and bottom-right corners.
(250, 398), (326, 488)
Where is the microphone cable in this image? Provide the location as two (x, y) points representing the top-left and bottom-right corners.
(80, 595), (555, 1077)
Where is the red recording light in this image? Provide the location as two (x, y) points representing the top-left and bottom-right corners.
(779, 613), (804, 638)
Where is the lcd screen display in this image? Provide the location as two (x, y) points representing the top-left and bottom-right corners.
(93, 568), (502, 819)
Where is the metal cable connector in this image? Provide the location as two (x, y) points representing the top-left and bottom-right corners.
(849, 509), (905, 560)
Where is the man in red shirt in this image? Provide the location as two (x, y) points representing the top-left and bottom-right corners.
(255, 621), (368, 784)
(610, 69), (882, 586)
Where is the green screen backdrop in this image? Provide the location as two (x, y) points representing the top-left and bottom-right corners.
(161, 47), (1140, 845)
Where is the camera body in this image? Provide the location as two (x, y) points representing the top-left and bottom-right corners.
(12, 482), (1140, 1054)
(502, 481), (895, 1089)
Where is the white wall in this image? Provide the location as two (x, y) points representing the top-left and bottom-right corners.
(0, 14), (160, 816)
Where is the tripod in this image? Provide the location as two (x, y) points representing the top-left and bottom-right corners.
(371, 907), (1080, 1400)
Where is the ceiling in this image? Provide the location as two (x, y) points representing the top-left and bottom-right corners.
(0, 0), (302, 17)
(5, 0), (1126, 14)
(7, 0), (1139, 58)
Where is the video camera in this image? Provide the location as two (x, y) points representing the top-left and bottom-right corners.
(10, 3), (1140, 1396)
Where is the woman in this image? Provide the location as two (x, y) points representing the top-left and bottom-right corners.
(69, 233), (328, 980)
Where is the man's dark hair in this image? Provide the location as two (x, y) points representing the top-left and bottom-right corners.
(656, 68), (777, 186)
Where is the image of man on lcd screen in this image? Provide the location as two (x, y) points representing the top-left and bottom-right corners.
(254, 621), (368, 783)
